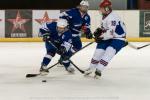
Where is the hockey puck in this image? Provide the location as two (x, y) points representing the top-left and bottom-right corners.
(42, 80), (47, 82)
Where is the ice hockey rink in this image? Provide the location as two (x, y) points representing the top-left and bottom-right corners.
(0, 42), (150, 100)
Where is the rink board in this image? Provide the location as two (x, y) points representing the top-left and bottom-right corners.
(0, 37), (150, 42)
(0, 10), (149, 42)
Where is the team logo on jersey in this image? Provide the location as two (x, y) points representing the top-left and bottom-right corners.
(111, 21), (116, 26)
(84, 16), (88, 20)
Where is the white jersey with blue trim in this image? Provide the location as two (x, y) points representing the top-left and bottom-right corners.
(101, 11), (126, 41)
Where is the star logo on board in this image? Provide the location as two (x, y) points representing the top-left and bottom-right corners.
(35, 11), (58, 25)
(7, 11), (30, 33)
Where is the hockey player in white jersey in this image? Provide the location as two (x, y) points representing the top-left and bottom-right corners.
(84, 0), (127, 78)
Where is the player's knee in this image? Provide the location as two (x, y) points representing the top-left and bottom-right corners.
(105, 46), (117, 57)
(93, 49), (105, 60)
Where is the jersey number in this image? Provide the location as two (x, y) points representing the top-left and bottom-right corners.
(111, 21), (116, 26)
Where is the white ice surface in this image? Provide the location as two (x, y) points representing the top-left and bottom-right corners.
(0, 42), (150, 100)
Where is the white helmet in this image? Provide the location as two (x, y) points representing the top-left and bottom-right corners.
(80, 0), (89, 7)
(57, 19), (68, 28)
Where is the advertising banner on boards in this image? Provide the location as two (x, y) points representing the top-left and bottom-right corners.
(5, 10), (32, 38)
(32, 10), (60, 37)
(140, 10), (150, 37)
(0, 10), (5, 37)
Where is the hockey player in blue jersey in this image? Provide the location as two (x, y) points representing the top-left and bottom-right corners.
(39, 19), (75, 75)
(84, 0), (127, 78)
(58, 0), (93, 67)
(60, 0), (93, 52)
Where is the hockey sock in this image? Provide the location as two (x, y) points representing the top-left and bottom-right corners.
(62, 60), (71, 69)
(90, 49), (105, 69)
(42, 54), (53, 66)
(96, 46), (116, 71)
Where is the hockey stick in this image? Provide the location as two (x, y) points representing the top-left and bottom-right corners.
(26, 42), (94, 78)
(69, 60), (85, 74)
(72, 42), (94, 56)
(127, 42), (150, 50)
(137, 43), (150, 50)
(26, 62), (59, 78)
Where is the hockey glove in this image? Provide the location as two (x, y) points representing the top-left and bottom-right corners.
(94, 28), (104, 43)
(43, 33), (51, 42)
(57, 46), (67, 55)
(85, 32), (93, 39)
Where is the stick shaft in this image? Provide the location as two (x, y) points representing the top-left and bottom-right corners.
(70, 60), (84, 74)
(137, 44), (150, 49)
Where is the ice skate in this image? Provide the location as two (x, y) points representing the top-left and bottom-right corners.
(40, 65), (49, 76)
(94, 69), (102, 79)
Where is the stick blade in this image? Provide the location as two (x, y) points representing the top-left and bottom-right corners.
(26, 74), (39, 78)
(137, 44), (150, 50)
